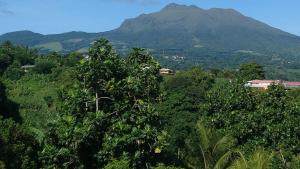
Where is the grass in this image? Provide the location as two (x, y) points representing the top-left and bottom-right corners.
(65, 38), (83, 43)
(77, 47), (89, 53)
(4, 74), (60, 131)
(34, 42), (63, 52)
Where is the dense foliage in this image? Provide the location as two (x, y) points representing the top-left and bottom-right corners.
(0, 40), (300, 169)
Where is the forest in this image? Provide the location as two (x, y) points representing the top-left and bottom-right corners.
(0, 39), (300, 169)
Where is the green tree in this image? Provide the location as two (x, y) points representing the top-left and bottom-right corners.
(98, 47), (162, 168)
(63, 52), (83, 67)
(157, 68), (214, 164)
(0, 80), (20, 122)
(229, 150), (274, 169)
(0, 41), (14, 75)
(185, 122), (236, 169)
(238, 62), (265, 81)
(34, 59), (56, 74)
(153, 163), (185, 169)
(289, 156), (300, 169)
(77, 38), (125, 113)
(0, 41), (36, 76)
(3, 62), (24, 80)
(205, 81), (300, 158)
(40, 39), (163, 169)
(0, 117), (40, 169)
(104, 159), (130, 169)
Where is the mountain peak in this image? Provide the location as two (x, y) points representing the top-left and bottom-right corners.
(208, 8), (242, 16)
(162, 3), (202, 11)
(1, 30), (42, 36)
(163, 3), (182, 9)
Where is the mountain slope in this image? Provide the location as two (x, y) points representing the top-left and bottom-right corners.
(0, 31), (44, 45)
(105, 3), (300, 53)
(0, 31), (102, 53)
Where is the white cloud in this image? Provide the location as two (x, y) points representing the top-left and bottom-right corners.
(0, 1), (14, 16)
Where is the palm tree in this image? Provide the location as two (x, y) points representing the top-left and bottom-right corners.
(185, 121), (236, 169)
(229, 149), (274, 169)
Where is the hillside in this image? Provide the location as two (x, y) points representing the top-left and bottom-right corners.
(1, 3), (300, 75)
(0, 31), (101, 53)
(106, 3), (300, 53)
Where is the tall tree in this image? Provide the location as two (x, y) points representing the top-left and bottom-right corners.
(0, 41), (14, 75)
(98, 48), (162, 168)
(0, 118), (40, 169)
(157, 68), (214, 164)
(40, 39), (163, 169)
(0, 80), (20, 122)
(77, 38), (125, 112)
(238, 62), (265, 81)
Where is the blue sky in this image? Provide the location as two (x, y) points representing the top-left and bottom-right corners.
(0, 0), (299, 36)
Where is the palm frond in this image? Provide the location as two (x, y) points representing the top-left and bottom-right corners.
(229, 149), (274, 169)
(250, 150), (274, 169)
(196, 121), (210, 150)
(213, 151), (233, 169)
(228, 151), (248, 169)
(212, 135), (234, 156)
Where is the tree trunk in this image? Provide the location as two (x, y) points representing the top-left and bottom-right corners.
(96, 92), (99, 112)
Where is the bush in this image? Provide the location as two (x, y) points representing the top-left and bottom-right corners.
(104, 160), (130, 169)
(34, 59), (56, 74)
(0, 117), (40, 169)
(3, 63), (24, 80)
(153, 164), (184, 169)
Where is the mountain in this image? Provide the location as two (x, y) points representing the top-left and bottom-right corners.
(0, 30), (101, 53)
(2, 3), (300, 53)
(1, 3), (300, 74)
(105, 3), (300, 52)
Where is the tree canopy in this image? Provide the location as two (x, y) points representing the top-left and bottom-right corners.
(0, 40), (299, 169)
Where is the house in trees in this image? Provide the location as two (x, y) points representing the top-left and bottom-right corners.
(21, 65), (35, 72)
(245, 80), (300, 89)
(283, 81), (300, 89)
(159, 68), (175, 75)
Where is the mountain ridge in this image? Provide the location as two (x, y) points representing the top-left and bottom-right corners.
(107, 3), (300, 51)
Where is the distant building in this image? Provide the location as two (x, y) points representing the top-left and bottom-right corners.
(21, 65), (35, 72)
(283, 81), (300, 89)
(159, 68), (175, 75)
(245, 80), (300, 89)
(82, 53), (89, 59)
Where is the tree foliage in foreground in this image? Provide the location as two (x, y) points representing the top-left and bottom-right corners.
(40, 39), (163, 168)
(1, 40), (300, 169)
(185, 122), (236, 169)
(206, 80), (300, 159)
(0, 80), (39, 169)
(157, 68), (214, 164)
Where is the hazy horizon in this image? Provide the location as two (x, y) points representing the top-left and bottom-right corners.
(1, 0), (300, 36)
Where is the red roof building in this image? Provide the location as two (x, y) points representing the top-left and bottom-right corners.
(283, 81), (300, 89)
(245, 80), (300, 89)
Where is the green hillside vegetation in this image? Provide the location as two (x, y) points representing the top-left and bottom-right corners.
(34, 42), (63, 52)
(1, 40), (300, 168)
(76, 47), (89, 53)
